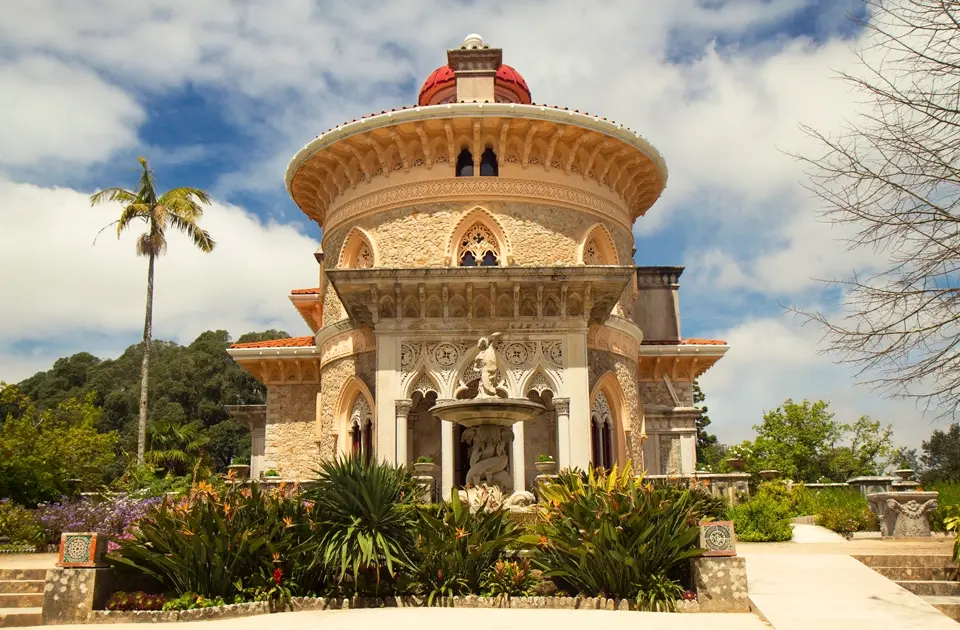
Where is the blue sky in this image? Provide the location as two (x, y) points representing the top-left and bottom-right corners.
(0, 0), (948, 449)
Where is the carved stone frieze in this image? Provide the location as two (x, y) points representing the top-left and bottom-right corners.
(319, 327), (375, 368)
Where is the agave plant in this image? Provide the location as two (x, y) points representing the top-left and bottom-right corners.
(303, 456), (419, 595)
(412, 488), (519, 604)
(520, 461), (702, 610)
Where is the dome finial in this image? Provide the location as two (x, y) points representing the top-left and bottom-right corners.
(463, 33), (484, 49)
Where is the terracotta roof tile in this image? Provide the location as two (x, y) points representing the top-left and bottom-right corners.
(230, 336), (315, 349)
(291, 287), (322, 295)
(642, 338), (727, 346)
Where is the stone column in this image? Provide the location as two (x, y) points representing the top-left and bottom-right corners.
(512, 421), (526, 493)
(554, 398), (571, 470)
(395, 400), (413, 465)
(441, 418), (455, 495)
(375, 335), (400, 463)
(250, 419), (266, 480)
(564, 333), (591, 469)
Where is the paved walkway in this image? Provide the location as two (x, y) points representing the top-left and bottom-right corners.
(30, 608), (770, 630)
(789, 523), (846, 543)
(741, 545), (957, 630)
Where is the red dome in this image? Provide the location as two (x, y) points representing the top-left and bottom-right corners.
(417, 64), (532, 106)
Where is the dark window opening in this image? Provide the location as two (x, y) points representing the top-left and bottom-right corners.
(480, 251), (499, 266)
(460, 251), (477, 266)
(456, 149), (474, 176)
(480, 148), (498, 176)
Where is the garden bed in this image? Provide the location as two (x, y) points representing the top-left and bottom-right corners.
(91, 595), (700, 623)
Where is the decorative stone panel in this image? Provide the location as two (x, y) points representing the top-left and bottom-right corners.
(692, 556), (749, 613)
(699, 521), (737, 557)
(57, 533), (106, 568)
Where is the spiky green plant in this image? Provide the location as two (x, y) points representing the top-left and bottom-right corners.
(304, 456), (418, 595)
(520, 462), (702, 610)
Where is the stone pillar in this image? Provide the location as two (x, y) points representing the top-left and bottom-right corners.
(512, 421), (526, 493)
(395, 400), (412, 465)
(564, 332), (591, 469)
(375, 335), (400, 463)
(692, 557), (749, 612)
(441, 418), (455, 495)
(553, 398), (571, 470)
(42, 568), (116, 625)
(250, 418), (266, 480)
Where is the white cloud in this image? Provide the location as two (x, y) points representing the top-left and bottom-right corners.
(698, 315), (949, 449)
(0, 55), (143, 169)
(0, 179), (319, 382)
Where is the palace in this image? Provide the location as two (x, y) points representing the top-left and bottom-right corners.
(227, 34), (728, 492)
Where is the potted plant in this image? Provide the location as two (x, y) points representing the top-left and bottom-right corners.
(724, 444), (751, 471)
(535, 454), (557, 475)
(893, 468), (915, 481)
(413, 455), (437, 475)
(227, 456), (250, 480)
(262, 469), (280, 482)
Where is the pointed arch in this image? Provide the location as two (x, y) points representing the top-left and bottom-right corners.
(338, 227), (378, 269)
(402, 296), (420, 319)
(521, 368), (558, 398)
(579, 223), (620, 265)
(406, 369), (440, 399)
(335, 376), (376, 459)
(425, 295), (442, 318)
(495, 294), (513, 318)
(590, 371), (628, 468)
(446, 207), (513, 266)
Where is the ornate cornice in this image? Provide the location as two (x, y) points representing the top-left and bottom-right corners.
(325, 176), (630, 232)
(587, 323), (640, 362)
(318, 327), (376, 369)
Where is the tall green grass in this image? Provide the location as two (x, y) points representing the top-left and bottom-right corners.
(928, 481), (960, 532)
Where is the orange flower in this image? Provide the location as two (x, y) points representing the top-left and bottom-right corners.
(181, 529), (195, 536)
(455, 527), (468, 539)
(272, 552), (281, 563)
(304, 501), (315, 513)
(538, 536), (550, 548)
(279, 481), (287, 493)
(283, 516), (294, 528)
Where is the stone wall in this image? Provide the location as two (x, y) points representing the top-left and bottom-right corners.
(315, 353), (376, 460)
(264, 383), (322, 478)
(692, 557), (749, 613)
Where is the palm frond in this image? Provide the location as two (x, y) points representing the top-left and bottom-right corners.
(158, 187), (212, 208)
(89, 187), (137, 206)
(169, 213), (216, 252)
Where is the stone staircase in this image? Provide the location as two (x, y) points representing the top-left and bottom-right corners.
(855, 554), (960, 621)
(0, 568), (44, 628)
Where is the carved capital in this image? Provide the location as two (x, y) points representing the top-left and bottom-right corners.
(395, 399), (413, 416)
(553, 397), (570, 415)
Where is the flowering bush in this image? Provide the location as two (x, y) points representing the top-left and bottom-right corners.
(36, 495), (161, 547)
(105, 591), (166, 611)
(483, 559), (537, 597)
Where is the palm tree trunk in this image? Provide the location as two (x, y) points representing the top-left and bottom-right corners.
(137, 252), (156, 465)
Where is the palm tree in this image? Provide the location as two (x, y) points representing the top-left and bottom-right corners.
(91, 157), (215, 465)
(146, 418), (211, 476)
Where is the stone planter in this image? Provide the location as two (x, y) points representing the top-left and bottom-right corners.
(535, 460), (558, 475)
(413, 462), (438, 475)
(724, 458), (746, 471)
(227, 464), (250, 480)
(867, 491), (939, 537)
(893, 469), (915, 481)
(758, 469), (779, 481)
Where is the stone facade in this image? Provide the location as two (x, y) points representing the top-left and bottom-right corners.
(264, 383), (322, 478)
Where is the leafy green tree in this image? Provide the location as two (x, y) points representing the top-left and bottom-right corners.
(920, 423), (960, 483)
(90, 157), (215, 465)
(693, 380), (718, 465)
(748, 399), (893, 483)
(0, 385), (117, 505)
(889, 446), (921, 473)
(206, 419), (251, 470)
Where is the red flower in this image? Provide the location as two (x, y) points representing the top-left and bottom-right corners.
(273, 568), (283, 586)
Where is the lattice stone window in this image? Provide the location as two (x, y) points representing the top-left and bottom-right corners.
(458, 222), (500, 267)
(591, 391), (614, 469)
(584, 237), (603, 265)
(354, 242), (374, 268)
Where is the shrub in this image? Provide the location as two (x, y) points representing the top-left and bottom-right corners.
(520, 462), (702, 611)
(726, 486), (792, 542)
(483, 559), (537, 598)
(650, 477), (728, 520)
(111, 482), (321, 600)
(105, 591), (166, 611)
(303, 456), (418, 596)
(0, 499), (44, 548)
(162, 593), (227, 611)
(411, 488), (518, 603)
(929, 481), (960, 532)
(537, 454), (554, 463)
(812, 489), (877, 534)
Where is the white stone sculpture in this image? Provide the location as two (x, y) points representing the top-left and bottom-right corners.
(474, 333), (501, 398)
(461, 425), (513, 489)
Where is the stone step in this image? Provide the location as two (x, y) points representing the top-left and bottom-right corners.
(0, 608), (41, 628)
(871, 566), (959, 581)
(0, 583), (42, 596)
(0, 594), (41, 609)
(924, 596), (960, 622)
(898, 580), (960, 597)
(854, 554), (954, 569)
(0, 571), (44, 583)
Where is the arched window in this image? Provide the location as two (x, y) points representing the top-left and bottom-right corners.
(354, 241), (373, 268)
(456, 148), (474, 177)
(349, 395), (373, 465)
(458, 222), (500, 267)
(590, 391), (614, 469)
(583, 237), (604, 265)
(479, 148), (498, 176)
(580, 224), (619, 265)
(339, 228), (377, 269)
